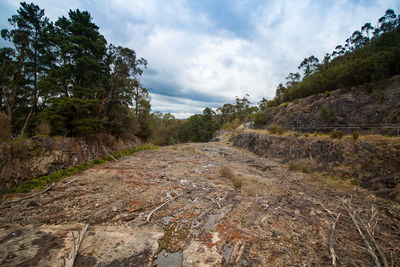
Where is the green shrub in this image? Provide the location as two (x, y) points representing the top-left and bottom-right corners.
(253, 112), (268, 127)
(351, 130), (360, 141)
(269, 124), (285, 135)
(282, 102), (289, 108)
(320, 105), (336, 123)
(324, 91), (330, 97)
(330, 129), (343, 138)
(350, 178), (359, 185)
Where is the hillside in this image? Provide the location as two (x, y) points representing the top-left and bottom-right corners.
(1, 135), (399, 266)
(257, 75), (400, 134)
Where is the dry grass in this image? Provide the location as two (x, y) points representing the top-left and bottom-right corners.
(36, 121), (52, 136)
(220, 166), (242, 189)
(244, 129), (400, 143)
(287, 160), (313, 173)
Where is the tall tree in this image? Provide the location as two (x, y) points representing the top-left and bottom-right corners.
(298, 55), (319, 77)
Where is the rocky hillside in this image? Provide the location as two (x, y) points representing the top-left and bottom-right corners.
(263, 75), (400, 133)
(233, 131), (400, 201)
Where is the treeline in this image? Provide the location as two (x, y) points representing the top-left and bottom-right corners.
(0, 2), (150, 140)
(267, 9), (400, 107)
(149, 96), (259, 145)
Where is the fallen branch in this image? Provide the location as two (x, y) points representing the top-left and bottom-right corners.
(343, 199), (382, 267)
(146, 197), (175, 222)
(65, 224), (89, 267)
(356, 211), (389, 267)
(101, 142), (117, 162)
(3, 183), (55, 205)
(329, 212), (341, 266)
(207, 196), (221, 208)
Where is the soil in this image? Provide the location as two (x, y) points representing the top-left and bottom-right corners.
(1, 133), (399, 266)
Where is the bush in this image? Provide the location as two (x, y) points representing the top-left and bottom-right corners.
(330, 129), (343, 138)
(320, 105), (336, 123)
(351, 130), (360, 141)
(269, 124), (285, 135)
(36, 121), (52, 136)
(220, 166), (242, 189)
(253, 112), (268, 127)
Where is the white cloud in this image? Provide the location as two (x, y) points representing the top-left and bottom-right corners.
(2, 0), (400, 118)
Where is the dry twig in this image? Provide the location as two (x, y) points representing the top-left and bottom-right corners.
(65, 224), (89, 267)
(3, 183), (55, 205)
(329, 212), (341, 266)
(207, 196), (221, 208)
(342, 199), (388, 267)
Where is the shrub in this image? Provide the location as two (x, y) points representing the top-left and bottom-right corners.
(282, 102), (288, 108)
(220, 166), (242, 189)
(269, 124), (285, 135)
(324, 90), (330, 97)
(320, 104), (336, 123)
(351, 130), (360, 141)
(36, 121), (52, 136)
(253, 112), (268, 127)
(330, 129), (343, 138)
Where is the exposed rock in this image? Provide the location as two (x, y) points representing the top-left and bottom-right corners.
(233, 131), (400, 200)
(262, 75), (400, 134)
(0, 134), (140, 190)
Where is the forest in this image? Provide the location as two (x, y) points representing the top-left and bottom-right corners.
(267, 8), (400, 106)
(0, 2), (150, 139)
(1, 3), (399, 145)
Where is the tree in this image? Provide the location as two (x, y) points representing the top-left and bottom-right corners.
(361, 23), (373, 42)
(285, 72), (300, 87)
(298, 55), (319, 77)
(378, 9), (397, 33)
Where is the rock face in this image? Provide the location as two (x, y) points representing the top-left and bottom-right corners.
(263, 75), (400, 134)
(0, 134), (140, 190)
(233, 131), (400, 201)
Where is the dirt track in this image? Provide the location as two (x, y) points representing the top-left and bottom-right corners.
(1, 135), (400, 266)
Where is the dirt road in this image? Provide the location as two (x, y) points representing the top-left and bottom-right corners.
(1, 137), (399, 266)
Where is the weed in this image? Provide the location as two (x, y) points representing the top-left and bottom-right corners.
(324, 90), (330, 97)
(351, 130), (360, 141)
(282, 102), (288, 108)
(350, 178), (359, 185)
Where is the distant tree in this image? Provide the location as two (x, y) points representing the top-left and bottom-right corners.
(361, 22), (373, 42)
(298, 55), (319, 77)
(378, 9), (397, 33)
(285, 72), (300, 87)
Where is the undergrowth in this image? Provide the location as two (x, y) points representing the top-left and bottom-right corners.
(7, 144), (158, 194)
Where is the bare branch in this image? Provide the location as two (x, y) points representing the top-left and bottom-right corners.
(3, 183), (55, 206)
(329, 212), (341, 266)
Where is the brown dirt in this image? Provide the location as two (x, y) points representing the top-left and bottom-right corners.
(1, 134), (399, 266)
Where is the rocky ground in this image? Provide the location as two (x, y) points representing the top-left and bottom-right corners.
(1, 134), (399, 266)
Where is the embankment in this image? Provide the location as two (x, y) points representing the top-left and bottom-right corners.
(233, 131), (400, 201)
(0, 134), (140, 192)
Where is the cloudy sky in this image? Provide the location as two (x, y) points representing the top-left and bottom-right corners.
(1, 0), (399, 118)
